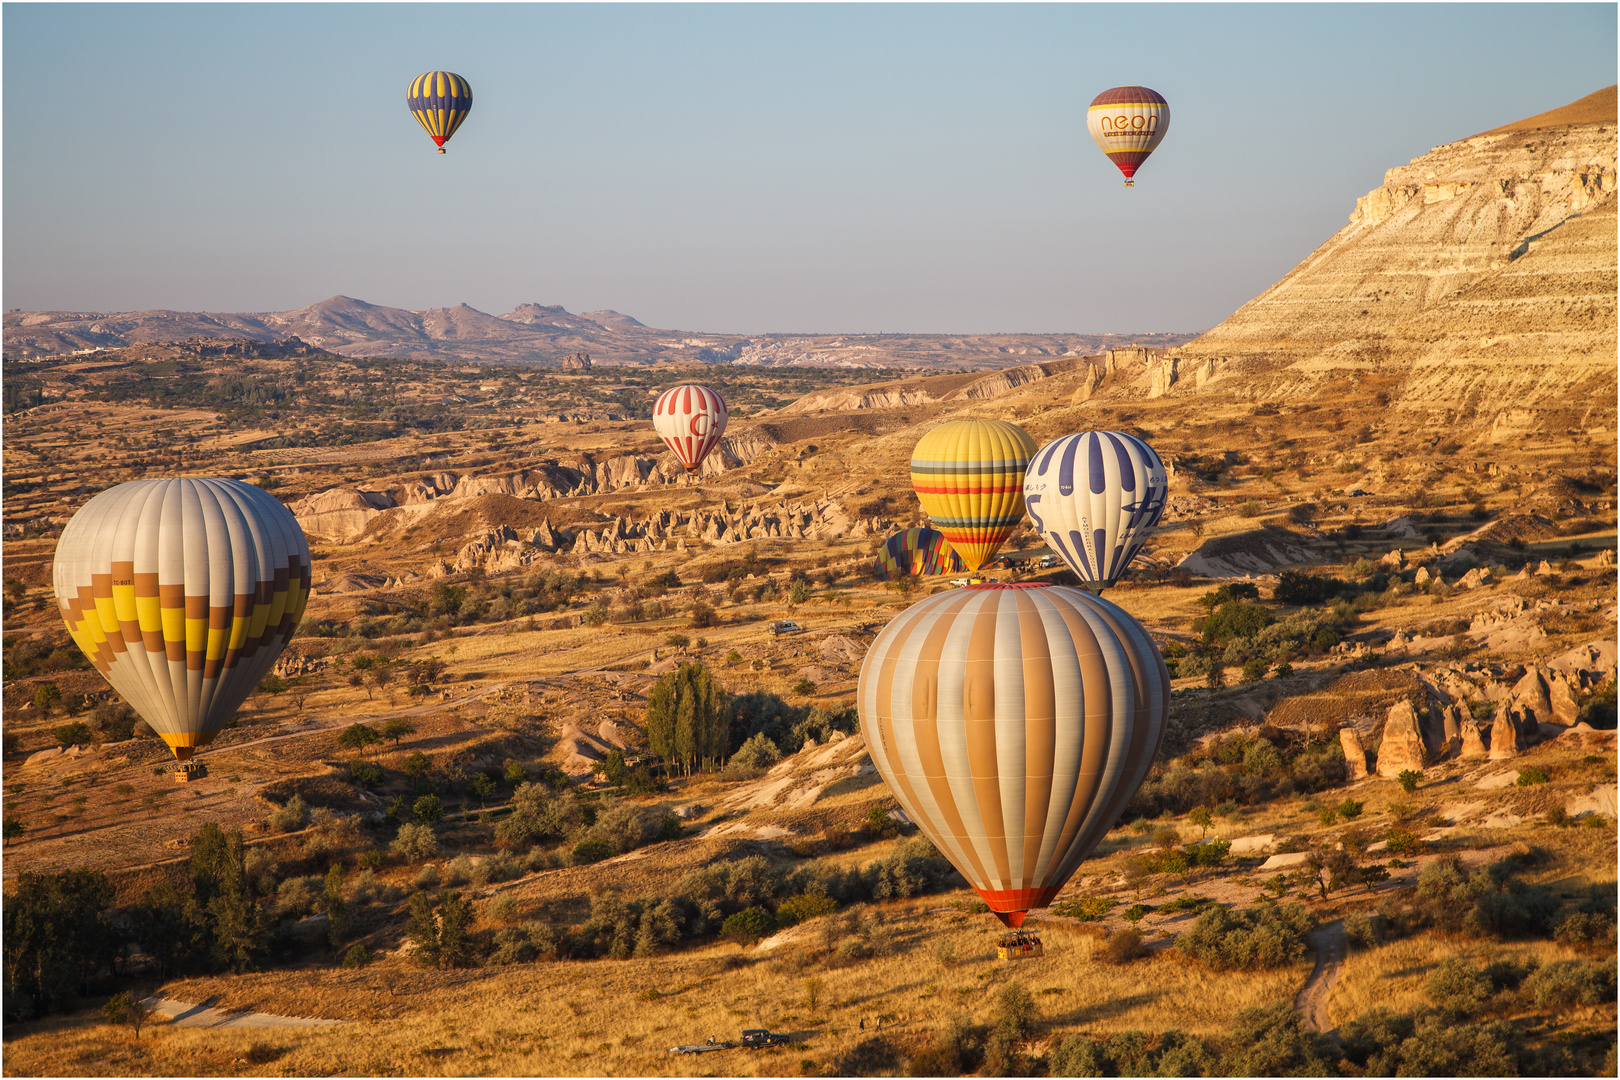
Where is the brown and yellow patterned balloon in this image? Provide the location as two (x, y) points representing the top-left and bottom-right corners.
(52, 478), (311, 760)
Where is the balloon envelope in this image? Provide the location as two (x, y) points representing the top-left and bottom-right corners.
(408, 71), (473, 153)
(910, 420), (1036, 572)
(1024, 431), (1168, 590)
(1087, 85), (1169, 185)
(53, 478), (311, 760)
(858, 582), (1169, 925)
(874, 528), (967, 581)
(652, 384), (729, 473)
(859, 583), (1169, 925)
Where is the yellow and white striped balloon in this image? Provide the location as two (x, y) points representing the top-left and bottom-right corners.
(857, 582), (1168, 925)
(53, 478), (311, 760)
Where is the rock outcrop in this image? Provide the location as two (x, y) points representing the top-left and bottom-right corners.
(1339, 727), (1369, 781)
(1375, 700), (1429, 777)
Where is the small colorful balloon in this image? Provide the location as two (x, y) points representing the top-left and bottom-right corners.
(1086, 85), (1169, 186)
(408, 71), (473, 154)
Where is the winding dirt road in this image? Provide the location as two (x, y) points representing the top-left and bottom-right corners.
(143, 997), (343, 1029)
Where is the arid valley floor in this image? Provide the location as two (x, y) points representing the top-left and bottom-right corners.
(1, 89), (1616, 1077)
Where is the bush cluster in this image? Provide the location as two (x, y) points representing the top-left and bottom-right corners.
(1176, 903), (1315, 970)
(1127, 726), (1345, 820)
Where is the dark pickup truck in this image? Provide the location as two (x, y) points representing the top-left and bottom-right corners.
(740, 1029), (792, 1049)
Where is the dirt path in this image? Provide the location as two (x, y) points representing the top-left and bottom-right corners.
(198, 681), (512, 759)
(1295, 918), (1346, 1033)
(143, 997), (344, 1029)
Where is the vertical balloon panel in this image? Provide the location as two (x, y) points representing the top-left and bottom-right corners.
(53, 478), (312, 760)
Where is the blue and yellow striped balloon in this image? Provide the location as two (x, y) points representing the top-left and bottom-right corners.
(407, 71), (473, 154)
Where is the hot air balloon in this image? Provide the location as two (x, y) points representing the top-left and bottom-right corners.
(652, 384), (729, 474)
(53, 478), (311, 761)
(407, 71), (473, 154)
(874, 528), (967, 581)
(910, 420), (1036, 573)
(1087, 85), (1169, 186)
(858, 582), (1169, 926)
(1023, 431), (1168, 591)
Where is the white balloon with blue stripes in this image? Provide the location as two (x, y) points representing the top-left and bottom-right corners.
(1022, 431), (1168, 590)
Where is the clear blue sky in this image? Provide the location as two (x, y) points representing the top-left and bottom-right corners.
(4, 3), (1614, 335)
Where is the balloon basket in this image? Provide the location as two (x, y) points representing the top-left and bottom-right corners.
(1123, 180), (1134, 187)
(996, 931), (1045, 961)
(174, 761), (208, 784)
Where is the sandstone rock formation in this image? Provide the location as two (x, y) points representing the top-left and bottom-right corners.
(1375, 700), (1429, 777)
(1489, 712), (1525, 760)
(1339, 727), (1369, 781)
(1095, 89), (1617, 435)
(1460, 720), (1490, 759)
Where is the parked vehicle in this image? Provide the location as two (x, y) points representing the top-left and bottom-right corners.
(768, 620), (804, 636)
(741, 1029), (792, 1049)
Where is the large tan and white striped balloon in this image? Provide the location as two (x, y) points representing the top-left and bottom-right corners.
(858, 582), (1169, 925)
(53, 478), (311, 760)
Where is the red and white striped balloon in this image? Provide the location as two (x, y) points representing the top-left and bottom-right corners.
(652, 384), (729, 474)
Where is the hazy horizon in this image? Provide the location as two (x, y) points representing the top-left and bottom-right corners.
(4, 3), (1615, 335)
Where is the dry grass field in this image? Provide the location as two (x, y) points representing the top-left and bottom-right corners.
(4, 159), (1616, 1074)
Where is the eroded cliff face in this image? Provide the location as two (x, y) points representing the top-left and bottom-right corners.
(1130, 101), (1616, 431)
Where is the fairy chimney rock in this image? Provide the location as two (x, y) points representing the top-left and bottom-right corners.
(1459, 719), (1490, 759)
(1339, 727), (1370, 781)
(1375, 700), (1428, 777)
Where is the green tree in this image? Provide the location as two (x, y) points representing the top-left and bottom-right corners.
(645, 661), (729, 776)
(1189, 805), (1214, 838)
(382, 718), (417, 748)
(1397, 769), (1423, 793)
(324, 864), (348, 948)
(337, 723), (383, 756)
(54, 721), (93, 748)
(403, 751), (434, 789)
(102, 991), (157, 1041)
(4, 816), (27, 846)
(468, 772), (497, 807)
(3, 869), (116, 1016)
(131, 879), (209, 981)
(188, 823), (266, 973)
(33, 683), (62, 715)
(413, 793), (445, 824)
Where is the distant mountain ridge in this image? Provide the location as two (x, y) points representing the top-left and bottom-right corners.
(2, 295), (1198, 370)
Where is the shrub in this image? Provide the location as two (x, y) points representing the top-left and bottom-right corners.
(777, 893), (838, 926)
(340, 944), (372, 969)
(1337, 798), (1364, 819)
(1219, 1003), (1337, 1077)
(721, 905), (778, 946)
(1425, 956), (1496, 1014)
(1384, 827), (1422, 856)
(414, 865), (440, 891)
(1052, 894), (1116, 921)
(1554, 910), (1617, 952)
(391, 821), (439, 862)
(1397, 769), (1423, 793)
(1515, 767), (1549, 786)
(731, 731), (783, 771)
(1178, 904), (1314, 970)
(347, 760), (383, 787)
(1097, 928), (1147, 965)
(572, 839), (614, 865)
(269, 794), (309, 833)
(1522, 960), (1617, 1008)
(444, 854), (474, 885)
